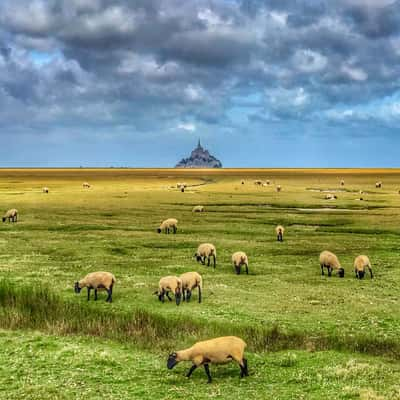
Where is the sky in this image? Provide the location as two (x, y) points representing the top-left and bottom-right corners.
(1, 0), (400, 167)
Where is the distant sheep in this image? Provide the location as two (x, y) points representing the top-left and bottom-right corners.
(74, 271), (116, 302)
(241, 180), (245, 185)
(325, 193), (337, 200)
(340, 180), (345, 186)
(157, 218), (178, 234)
(180, 271), (202, 303)
(154, 276), (182, 305)
(167, 336), (248, 383)
(232, 251), (249, 275)
(275, 225), (284, 242)
(354, 255), (373, 279)
(195, 243), (216, 268)
(83, 182), (91, 189)
(276, 185), (282, 192)
(266, 180), (270, 185)
(254, 180), (263, 186)
(42, 187), (49, 193)
(192, 205), (205, 213)
(319, 250), (344, 277)
(177, 182), (187, 189)
(2, 209), (18, 223)
(375, 181), (382, 188)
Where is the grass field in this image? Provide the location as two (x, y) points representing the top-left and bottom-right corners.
(1, 168), (400, 399)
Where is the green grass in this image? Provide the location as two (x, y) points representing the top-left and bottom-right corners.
(0, 168), (400, 398)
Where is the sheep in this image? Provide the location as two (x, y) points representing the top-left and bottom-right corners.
(354, 255), (373, 279)
(254, 180), (262, 186)
(275, 225), (284, 242)
(74, 271), (116, 302)
(180, 272), (202, 303)
(195, 243), (216, 268)
(154, 276), (182, 305)
(157, 218), (178, 234)
(83, 182), (91, 189)
(325, 193), (337, 200)
(2, 209), (18, 223)
(241, 180), (245, 185)
(232, 251), (248, 275)
(319, 250), (344, 278)
(192, 205), (205, 213)
(266, 180), (270, 185)
(375, 181), (382, 188)
(340, 180), (345, 186)
(276, 185), (282, 192)
(42, 187), (49, 193)
(167, 336), (248, 383)
(177, 182), (187, 189)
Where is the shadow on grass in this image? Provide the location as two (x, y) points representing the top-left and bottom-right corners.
(0, 279), (398, 359)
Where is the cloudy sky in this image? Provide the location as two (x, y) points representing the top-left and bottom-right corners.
(1, 0), (400, 167)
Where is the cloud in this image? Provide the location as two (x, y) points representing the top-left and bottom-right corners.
(177, 122), (196, 132)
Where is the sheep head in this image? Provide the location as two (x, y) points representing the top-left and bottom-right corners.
(74, 282), (82, 293)
(167, 352), (179, 369)
(338, 268), (345, 278)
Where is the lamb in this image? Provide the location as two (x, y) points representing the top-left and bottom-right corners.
(275, 225), (284, 242)
(232, 251), (249, 275)
(167, 336), (248, 383)
(42, 187), (49, 193)
(319, 251), (344, 277)
(157, 218), (178, 234)
(276, 185), (282, 192)
(2, 209), (18, 223)
(154, 276), (182, 305)
(375, 181), (382, 188)
(195, 243), (216, 268)
(192, 205), (205, 213)
(180, 272), (202, 303)
(354, 255), (373, 279)
(74, 271), (116, 302)
(83, 182), (91, 188)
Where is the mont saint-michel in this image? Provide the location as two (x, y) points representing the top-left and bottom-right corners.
(175, 140), (222, 168)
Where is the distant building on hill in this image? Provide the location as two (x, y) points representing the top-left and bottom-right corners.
(175, 140), (222, 168)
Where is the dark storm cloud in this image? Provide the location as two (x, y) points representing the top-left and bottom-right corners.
(0, 0), (400, 153)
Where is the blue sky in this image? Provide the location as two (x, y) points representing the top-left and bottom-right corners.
(0, 0), (400, 167)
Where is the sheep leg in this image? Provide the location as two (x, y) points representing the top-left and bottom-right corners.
(369, 267), (373, 279)
(235, 265), (241, 275)
(94, 289), (98, 301)
(186, 364), (197, 378)
(321, 264), (325, 276)
(327, 267), (332, 277)
(106, 286), (113, 302)
(182, 289), (186, 301)
(186, 290), (192, 302)
(173, 226), (177, 234)
(245, 264), (249, 275)
(355, 269), (358, 278)
(87, 287), (91, 301)
(201, 257), (205, 265)
(204, 364), (212, 383)
(166, 291), (172, 301)
(198, 287), (202, 303)
(207, 256), (210, 267)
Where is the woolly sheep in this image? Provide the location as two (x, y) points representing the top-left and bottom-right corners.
(83, 182), (91, 188)
(74, 271), (116, 302)
(375, 181), (382, 188)
(192, 205), (205, 213)
(167, 336), (248, 383)
(177, 182), (187, 189)
(254, 180), (262, 186)
(325, 193), (337, 200)
(42, 187), (49, 193)
(232, 251), (249, 275)
(275, 225), (284, 242)
(276, 185), (282, 192)
(2, 209), (18, 223)
(157, 218), (178, 234)
(319, 251), (344, 278)
(195, 243), (216, 268)
(354, 255), (373, 279)
(154, 276), (182, 305)
(180, 271), (202, 303)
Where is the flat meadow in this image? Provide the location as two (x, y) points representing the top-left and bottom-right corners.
(1, 168), (400, 399)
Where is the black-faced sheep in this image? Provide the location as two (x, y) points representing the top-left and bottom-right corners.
(180, 272), (202, 303)
(192, 205), (205, 213)
(319, 251), (344, 278)
(276, 225), (284, 242)
(276, 185), (282, 192)
(42, 187), (49, 193)
(254, 180), (262, 186)
(167, 336), (248, 383)
(195, 243), (216, 268)
(74, 271), (116, 302)
(2, 209), (18, 223)
(325, 193), (337, 200)
(157, 218), (178, 234)
(154, 276), (182, 305)
(354, 255), (373, 279)
(375, 181), (382, 188)
(83, 182), (91, 189)
(340, 180), (345, 186)
(232, 252), (248, 275)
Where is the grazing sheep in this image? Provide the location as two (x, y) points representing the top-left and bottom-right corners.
(195, 243), (216, 268)
(181, 187), (185, 192)
(266, 180), (270, 185)
(42, 187), (49, 193)
(241, 181), (245, 185)
(354, 255), (373, 279)
(275, 225), (284, 242)
(2, 209), (18, 223)
(232, 251), (249, 275)
(192, 205), (205, 213)
(276, 185), (282, 192)
(325, 193), (337, 200)
(74, 271), (116, 302)
(83, 182), (91, 189)
(319, 251), (344, 278)
(177, 182), (187, 189)
(340, 180), (345, 186)
(375, 181), (382, 188)
(154, 276), (182, 305)
(254, 180), (263, 186)
(157, 218), (178, 234)
(167, 336), (248, 383)
(180, 272), (202, 303)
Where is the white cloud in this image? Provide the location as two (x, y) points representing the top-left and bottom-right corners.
(341, 64), (368, 81)
(177, 122), (196, 131)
